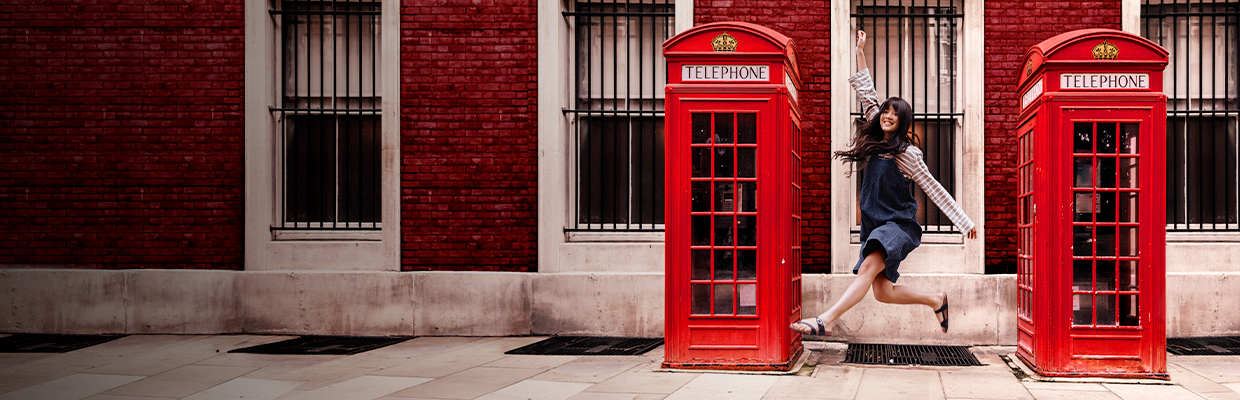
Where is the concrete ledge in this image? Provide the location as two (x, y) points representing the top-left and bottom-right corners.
(532, 272), (664, 337)
(801, 273), (1017, 345)
(238, 271), (414, 336)
(126, 270), (239, 334)
(413, 271), (531, 336)
(1167, 272), (1240, 337)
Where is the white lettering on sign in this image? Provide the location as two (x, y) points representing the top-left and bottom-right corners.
(1060, 73), (1149, 90)
(1021, 79), (1043, 110)
(682, 65), (770, 82)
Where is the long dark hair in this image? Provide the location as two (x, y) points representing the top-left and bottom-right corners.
(834, 97), (917, 164)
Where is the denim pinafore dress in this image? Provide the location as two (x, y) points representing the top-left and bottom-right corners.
(853, 153), (922, 283)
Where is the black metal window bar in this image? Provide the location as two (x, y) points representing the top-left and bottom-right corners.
(565, 0), (674, 232)
(851, 0), (962, 233)
(1142, 0), (1239, 232)
(273, 1), (381, 230)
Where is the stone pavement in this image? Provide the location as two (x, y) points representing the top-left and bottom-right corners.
(1, 334), (1239, 400)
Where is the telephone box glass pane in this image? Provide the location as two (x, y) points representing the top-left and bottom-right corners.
(737, 216), (756, 246)
(1098, 157), (1116, 188)
(692, 181), (710, 212)
(692, 114), (711, 144)
(1119, 192), (1138, 222)
(714, 249), (734, 280)
(715, 147), (734, 178)
(1074, 192), (1093, 222)
(737, 249), (756, 280)
(1097, 192), (1116, 222)
(737, 113), (757, 144)
(692, 148), (710, 178)
(692, 250), (710, 280)
(1074, 259), (1093, 290)
(715, 215), (733, 246)
(691, 284), (710, 314)
(715, 182), (735, 212)
(738, 148), (755, 178)
(1118, 226), (1138, 257)
(1120, 123), (1138, 154)
(1097, 294), (1117, 326)
(1097, 123), (1117, 154)
(714, 284), (734, 314)
(714, 113), (734, 144)
(1074, 294), (1093, 325)
(1120, 294), (1139, 326)
(1119, 157), (1138, 188)
(1097, 226), (1116, 257)
(739, 182), (757, 212)
(1096, 260), (1115, 291)
(1074, 158), (1093, 188)
(1074, 225), (1094, 256)
(737, 283), (756, 315)
(1120, 260), (1139, 291)
(692, 215), (710, 246)
(1074, 122), (1093, 153)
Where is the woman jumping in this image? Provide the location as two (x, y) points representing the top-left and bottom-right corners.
(790, 30), (977, 336)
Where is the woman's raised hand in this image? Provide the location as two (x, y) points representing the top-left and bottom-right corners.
(856, 30), (866, 53)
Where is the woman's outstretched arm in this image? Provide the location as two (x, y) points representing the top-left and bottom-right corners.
(857, 30), (868, 75)
(894, 146), (977, 237)
(849, 30), (881, 121)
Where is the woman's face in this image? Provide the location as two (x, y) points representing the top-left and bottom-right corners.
(879, 106), (899, 135)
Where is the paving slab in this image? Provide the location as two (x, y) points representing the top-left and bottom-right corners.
(0, 360), (95, 393)
(761, 374), (857, 400)
(564, 393), (643, 400)
(1023, 390), (1123, 400)
(102, 365), (257, 398)
(181, 377), (302, 400)
(370, 348), (507, 378)
(1197, 390), (1240, 400)
(1175, 360), (1240, 383)
(389, 366), (543, 399)
(533, 359), (645, 384)
(274, 375), (432, 400)
(83, 395), (178, 400)
(476, 379), (593, 400)
(663, 373), (780, 400)
(854, 368), (945, 400)
(1020, 381), (1111, 392)
(1168, 362), (1237, 395)
(484, 355), (581, 370)
(365, 336), (490, 359)
(86, 335), (272, 377)
(264, 364), (385, 391)
(1102, 383), (1208, 400)
(940, 370), (1032, 399)
(583, 368), (699, 395)
(0, 373), (144, 400)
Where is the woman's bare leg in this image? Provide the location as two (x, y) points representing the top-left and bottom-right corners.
(789, 249), (887, 335)
(871, 272), (948, 331)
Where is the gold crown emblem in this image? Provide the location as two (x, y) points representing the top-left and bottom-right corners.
(712, 32), (738, 52)
(1092, 40), (1119, 60)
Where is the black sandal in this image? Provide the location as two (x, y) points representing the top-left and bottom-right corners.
(935, 296), (949, 333)
(790, 317), (829, 335)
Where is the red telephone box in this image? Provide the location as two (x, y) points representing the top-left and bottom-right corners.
(1015, 29), (1169, 379)
(662, 22), (803, 371)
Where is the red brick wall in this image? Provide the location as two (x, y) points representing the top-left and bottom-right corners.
(399, 1), (538, 272)
(0, 1), (245, 269)
(983, 1), (1122, 272)
(696, 1), (835, 273)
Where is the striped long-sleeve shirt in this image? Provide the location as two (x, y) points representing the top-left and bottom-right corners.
(848, 68), (975, 234)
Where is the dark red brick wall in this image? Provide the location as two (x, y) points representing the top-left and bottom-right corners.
(0, 1), (245, 269)
(399, 1), (538, 272)
(696, 0), (834, 273)
(983, 1), (1122, 272)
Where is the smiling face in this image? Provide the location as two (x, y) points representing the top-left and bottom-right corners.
(879, 106), (900, 136)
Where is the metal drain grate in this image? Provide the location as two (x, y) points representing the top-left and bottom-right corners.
(844, 343), (982, 366)
(506, 336), (663, 356)
(0, 334), (125, 353)
(229, 336), (409, 355)
(1167, 337), (1240, 355)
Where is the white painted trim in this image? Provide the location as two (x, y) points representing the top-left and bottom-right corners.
(1122, 0), (1140, 34)
(1168, 231), (1240, 243)
(831, 0), (984, 274)
(675, 0), (693, 34)
(566, 231), (665, 243)
(244, 0), (400, 271)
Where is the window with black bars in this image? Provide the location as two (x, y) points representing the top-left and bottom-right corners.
(565, 0), (674, 232)
(1141, 0), (1239, 232)
(273, 0), (381, 230)
(851, 0), (962, 233)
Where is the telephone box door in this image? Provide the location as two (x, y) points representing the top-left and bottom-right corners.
(1063, 108), (1165, 371)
